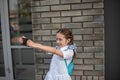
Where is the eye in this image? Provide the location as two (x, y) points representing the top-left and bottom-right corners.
(56, 38), (62, 41)
(59, 38), (62, 41)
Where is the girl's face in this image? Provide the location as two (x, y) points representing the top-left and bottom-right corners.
(56, 33), (70, 48)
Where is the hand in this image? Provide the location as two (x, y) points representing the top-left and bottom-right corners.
(18, 36), (24, 44)
(21, 36), (29, 46)
(11, 36), (24, 44)
(20, 36), (34, 47)
(26, 39), (34, 47)
(19, 36), (36, 47)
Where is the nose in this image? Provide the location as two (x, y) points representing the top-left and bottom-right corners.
(56, 40), (59, 44)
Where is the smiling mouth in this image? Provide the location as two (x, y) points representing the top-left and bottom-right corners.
(57, 44), (62, 47)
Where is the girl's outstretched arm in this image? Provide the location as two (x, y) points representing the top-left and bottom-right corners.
(26, 39), (63, 57)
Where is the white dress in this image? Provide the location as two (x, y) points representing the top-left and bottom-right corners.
(44, 45), (76, 80)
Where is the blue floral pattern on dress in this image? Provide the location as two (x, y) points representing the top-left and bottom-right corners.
(68, 44), (77, 50)
(63, 43), (77, 54)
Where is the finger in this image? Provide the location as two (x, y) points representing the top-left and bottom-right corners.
(22, 36), (26, 38)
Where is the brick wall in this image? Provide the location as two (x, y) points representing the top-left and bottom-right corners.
(31, 0), (104, 80)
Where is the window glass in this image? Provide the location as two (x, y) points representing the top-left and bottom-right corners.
(11, 48), (35, 80)
(9, 0), (32, 45)
(9, 0), (35, 80)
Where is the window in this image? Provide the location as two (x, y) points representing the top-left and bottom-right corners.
(9, 0), (35, 80)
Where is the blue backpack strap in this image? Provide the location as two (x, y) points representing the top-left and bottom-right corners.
(64, 44), (77, 75)
(64, 59), (67, 66)
(64, 58), (74, 75)
(64, 58), (73, 67)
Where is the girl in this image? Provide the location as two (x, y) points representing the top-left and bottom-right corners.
(20, 28), (77, 80)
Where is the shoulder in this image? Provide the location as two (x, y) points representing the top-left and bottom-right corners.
(68, 44), (77, 50)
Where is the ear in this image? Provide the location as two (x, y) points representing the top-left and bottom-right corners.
(67, 39), (71, 44)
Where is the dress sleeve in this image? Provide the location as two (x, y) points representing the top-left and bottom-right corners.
(61, 44), (77, 59)
(60, 48), (74, 59)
